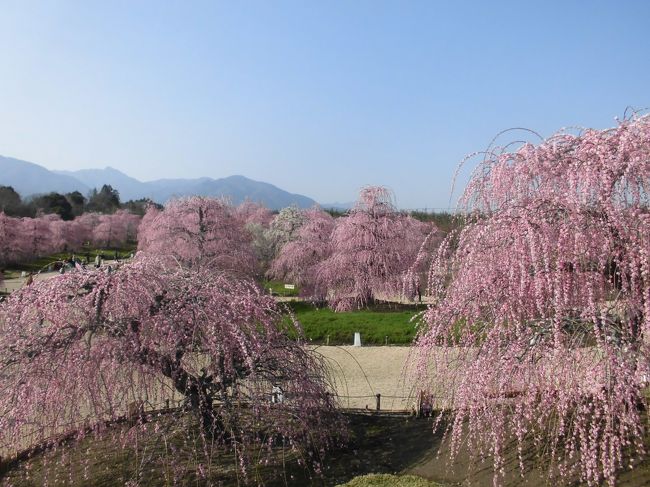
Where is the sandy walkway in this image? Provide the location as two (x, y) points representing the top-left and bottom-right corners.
(1, 260), (125, 295)
(314, 345), (417, 411)
(1, 271), (60, 294)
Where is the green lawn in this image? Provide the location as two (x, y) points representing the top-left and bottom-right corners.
(262, 279), (300, 297)
(284, 301), (425, 345)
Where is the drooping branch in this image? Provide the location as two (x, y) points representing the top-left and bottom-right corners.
(415, 114), (650, 486)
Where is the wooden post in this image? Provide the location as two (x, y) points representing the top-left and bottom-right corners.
(376, 393), (381, 411)
(127, 401), (144, 422)
(326, 335), (330, 345)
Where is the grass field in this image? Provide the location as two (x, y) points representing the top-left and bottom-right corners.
(262, 279), (300, 297)
(285, 301), (424, 345)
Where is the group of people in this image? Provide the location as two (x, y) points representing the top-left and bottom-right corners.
(16, 251), (136, 289)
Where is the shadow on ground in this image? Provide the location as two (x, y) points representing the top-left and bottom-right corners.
(3, 411), (650, 486)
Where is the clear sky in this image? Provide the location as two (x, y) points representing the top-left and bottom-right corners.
(1, 1), (649, 209)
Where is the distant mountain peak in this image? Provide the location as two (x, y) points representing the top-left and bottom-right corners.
(0, 155), (89, 196)
(103, 166), (125, 174)
(0, 157), (318, 210)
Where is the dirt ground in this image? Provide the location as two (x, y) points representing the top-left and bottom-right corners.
(1, 271), (59, 294)
(1, 259), (125, 295)
(314, 346), (417, 411)
(5, 411), (650, 486)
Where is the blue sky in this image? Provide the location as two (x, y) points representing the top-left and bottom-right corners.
(1, 1), (648, 209)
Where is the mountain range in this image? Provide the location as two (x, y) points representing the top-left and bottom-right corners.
(0, 155), (319, 210)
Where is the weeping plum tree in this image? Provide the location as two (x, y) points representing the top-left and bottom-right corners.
(415, 115), (650, 485)
(136, 203), (161, 250)
(401, 215), (440, 302)
(318, 186), (427, 311)
(137, 197), (258, 277)
(0, 256), (342, 478)
(234, 200), (274, 227)
(18, 214), (54, 261)
(268, 207), (335, 301)
(91, 209), (140, 248)
(0, 212), (21, 267)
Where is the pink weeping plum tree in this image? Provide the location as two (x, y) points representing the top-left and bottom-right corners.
(0, 257), (342, 480)
(268, 207), (336, 302)
(415, 115), (650, 486)
(75, 211), (101, 246)
(234, 200), (274, 228)
(18, 214), (54, 261)
(317, 186), (428, 311)
(135, 203), (161, 250)
(44, 215), (93, 254)
(137, 197), (258, 277)
(0, 212), (22, 267)
(401, 215), (440, 302)
(93, 213), (127, 249)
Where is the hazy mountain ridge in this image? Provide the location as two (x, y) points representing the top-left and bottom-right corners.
(0, 156), (90, 196)
(55, 166), (146, 201)
(1, 157), (317, 210)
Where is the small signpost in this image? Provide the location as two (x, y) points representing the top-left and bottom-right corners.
(284, 284), (295, 290)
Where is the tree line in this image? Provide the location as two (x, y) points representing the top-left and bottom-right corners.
(0, 183), (158, 219)
(0, 210), (141, 270)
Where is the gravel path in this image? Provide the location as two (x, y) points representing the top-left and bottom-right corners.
(2, 271), (60, 294)
(314, 345), (417, 411)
